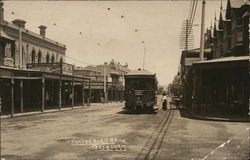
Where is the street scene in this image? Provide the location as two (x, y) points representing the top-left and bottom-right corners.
(0, 0), (250, 160)
(1, 98), (249, 160)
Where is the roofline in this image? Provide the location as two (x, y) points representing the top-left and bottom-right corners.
(0, 66), (90, 80)
(3, 20), (66, 49)
(74, 68), (101, 73)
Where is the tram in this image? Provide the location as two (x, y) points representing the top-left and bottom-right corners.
(124, 69), (158, 113)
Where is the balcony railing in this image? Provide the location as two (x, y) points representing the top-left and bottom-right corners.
(27, 62), (74, 75)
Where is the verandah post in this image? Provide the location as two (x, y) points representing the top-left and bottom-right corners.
(20, 79), (23, 113)
(11, 78), (14, 118)
(41, 77), (45, 112)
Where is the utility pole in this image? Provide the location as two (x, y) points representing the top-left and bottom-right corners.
(200, 0), (206, 61)
(185, 19), (188, 51)
(104, 63), (106, 103)
(179, 20), (194, 50)
(142, 47), (146, 70)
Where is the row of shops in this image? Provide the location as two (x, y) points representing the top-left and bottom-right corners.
(0, 66), (125, 117)
(182, 56), (249, 117)
(180, 0), (249, 118)
(0, 1), (126, 117)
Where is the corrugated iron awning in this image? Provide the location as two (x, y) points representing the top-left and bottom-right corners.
(194, 56), (249, 64)
(0, 29), (15, 41)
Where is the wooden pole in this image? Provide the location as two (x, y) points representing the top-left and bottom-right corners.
(82, 80), (85, 107)
(20, 79), (23, 113)
(143, 47), (146, 70)
(58, 79), (62, 111)
(104, 64), (106, 103)
(11, 78), (14, 118)
(186, 19), (188, 51)
(72, 81), (74, 108)
(41, 78), (45, 112)
(88, 81), (91, 106)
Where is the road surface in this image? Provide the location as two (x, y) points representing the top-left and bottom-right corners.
(1, 100), (249, 160)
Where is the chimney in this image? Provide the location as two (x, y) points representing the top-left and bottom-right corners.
(39, 25), (47, 37)
(12, 19), (26, 28)
(0, 2), (4, 25)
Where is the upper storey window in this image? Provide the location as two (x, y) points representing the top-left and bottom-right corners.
(32, 49), (36, 64)
(46, 53), (50, 63)
(51, 54), (55, 64)
(38, 50), (42, 64)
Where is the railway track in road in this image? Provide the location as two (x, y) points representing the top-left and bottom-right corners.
(135, 109), (175, 160)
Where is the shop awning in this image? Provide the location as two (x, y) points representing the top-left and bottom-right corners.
(193, 56), (249, 69)
(0, 30), (14, 41)
(195, 56), (249, 64)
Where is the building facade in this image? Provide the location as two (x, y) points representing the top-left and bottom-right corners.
(212, 0), (249, 58)
(0, 2), (89, 117)
(75, 60), (129, 103)
(182, 0), (250, 117)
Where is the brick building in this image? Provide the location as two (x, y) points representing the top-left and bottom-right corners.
(0, 2), (88, 117)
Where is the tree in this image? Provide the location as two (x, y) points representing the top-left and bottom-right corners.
(168, 74), (182, 97)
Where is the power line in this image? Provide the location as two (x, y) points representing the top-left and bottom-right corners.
(179, 19), (194, 50)
(188, 0), (195, 24)
(188, 0), (198, 35)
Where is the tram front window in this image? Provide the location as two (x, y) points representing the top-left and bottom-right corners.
(126, 78), (155, 90)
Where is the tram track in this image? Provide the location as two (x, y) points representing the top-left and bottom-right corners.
(135, 109), (175, 160)
(123, 108), (167, 140)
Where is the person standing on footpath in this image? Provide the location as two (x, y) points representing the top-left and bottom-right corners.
(161, 93), (168, 111)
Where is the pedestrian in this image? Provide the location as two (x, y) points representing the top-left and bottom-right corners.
(161, 93), (167, 110)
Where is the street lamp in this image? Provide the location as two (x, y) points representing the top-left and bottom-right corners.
(141, 41), (146, 70)
(103, 63), (107, 103)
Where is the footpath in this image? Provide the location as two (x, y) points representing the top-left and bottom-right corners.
(190, 113), (250, 122)
(0, 102), (123, 119)
(178, 108), (250, 122)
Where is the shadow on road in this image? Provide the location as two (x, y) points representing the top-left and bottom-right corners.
(116, 109), (158, 115)
(179, 109), (192, 118)
(178, 108), (250, 122)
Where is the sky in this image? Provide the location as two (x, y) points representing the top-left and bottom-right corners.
(3, 0), (226, 85)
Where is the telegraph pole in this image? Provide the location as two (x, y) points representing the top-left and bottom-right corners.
(142, 47), (146, 70)
(104, 63), (106, 103)
(185, 20), (188, 51)
(200, 0), (206, 61)
(179, 20), (194, 51)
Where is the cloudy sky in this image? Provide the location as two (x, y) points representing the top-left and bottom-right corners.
(3, 0), (225, 85)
